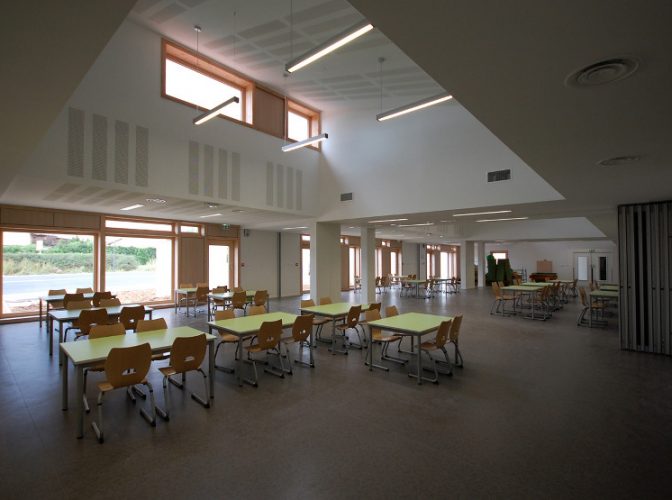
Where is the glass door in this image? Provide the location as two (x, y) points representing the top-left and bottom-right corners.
(301, 247), (310, 292)
(209, 243), (233, 289)
(574, 251), (613, 285)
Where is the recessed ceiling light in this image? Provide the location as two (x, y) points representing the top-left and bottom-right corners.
(453, 210), (512, 217)
(232, 209), (246, 213)
(597, 155), (642, 167)
(199, 213), (222, 218)
(206, 203), (220, 209)
(565, 57), (639, 88)
(476, 217), (529, 222)
(120, 204), (144, 211)
(398, 222), (434, 227)
(282, 226), (308, 230)
(146, 198), (166, 204)
(368, 218), (409, 223)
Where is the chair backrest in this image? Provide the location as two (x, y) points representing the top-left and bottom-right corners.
(232, 291), (246, 308)
(49, 288), (67, 296)
(67, 299), (93, 310)
(92, 291), (113, 306)
(212, 286), (227, 293)
(195, 285), (209, 301)
(578, 287), (589, 307)
(76, 287), (94, 294)
(300, 299), (315, 308)
(256, 319), (282, 350)
(104, 343), (152, 389)
(254, 290), (268, 306)
(215, 309), (236, 320)
(368, 302), (382, 312)
(385, 305), (399, 317)
(449, 315), (463, 342)
(170, 334), (207, 373)
(364, 309), (381, 337)
(63, 293), (85, 308)
(119, 305), (145, 330)
(77, 308), (110, 335)
(345, 305), (362, 328)
(434, 320), (453, 348)
(89, 322), (126, 339)
(491, 282), (502, 299)
(233, 287), (244, 292)
(381, 276), (390, 287)
(292, 314), (313, 342)
(136, 318), (168, 333)
(319, 297), (332, 305)
(99, 298), (122, 307)
(248, 305), (266, 316)
(196, 282), (208, 288)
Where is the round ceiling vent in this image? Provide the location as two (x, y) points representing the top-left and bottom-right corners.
(597, 155), (641, 167)
(565, 57), (639, 88)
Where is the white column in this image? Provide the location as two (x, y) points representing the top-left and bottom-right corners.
(460, 240), (476, 289)
(310, 222), (341, 302)
(476, 241), (486, 288)
(360, 226), (376, 304)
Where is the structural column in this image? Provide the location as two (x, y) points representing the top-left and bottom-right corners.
(360, 226), (376, 304)
(310, 222), (341, 302)
(460, 240), (476, 290)
(476, 241), (486, 288)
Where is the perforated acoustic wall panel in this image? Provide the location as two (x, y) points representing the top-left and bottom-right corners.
(218, 148), (228, 199)
(92, 114), (108, 180)
(114, 120), (129, 184)
(618, 201), (672, 355)
(135, 126), (149, 187)
(264, 162), (304, 211)
(188, 140), (199, 195)
(231, 152), (241, 202)
(266, 162), (274, 206)
(67, 108), (84, 177)
(203, 144), (214, 197)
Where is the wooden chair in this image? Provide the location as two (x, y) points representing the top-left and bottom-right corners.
(247, 305), (266, 316)
(281, 314), (314, 372)
(91, 343), (156, 443)
(98, 298), (121, 307)
(448, 314), (464, 368)
(213, 309), (240, 373)
(577, 287), (606, 326)
(188, 285), (209, 315)
(385, 305), (399, 317)
(210, 286), (228, 313)
(358, 302), (381, 337)
(301, 299), (330, 343)
(82, 323), (126, 413)
(63, 293), (86, 309)
(319, 297), (332, 305)
(76, 287), (94, 294)
(231, 290), (247, 315)
(65, 308), (111, 341)
(365, 309), (406, 365)
(177, 283), (194, 312)
(119, 305), (145, 331)
(233, 287), (244, 293)
(155, 334), (210, 421)
(137, 318), (170, 361)
(334, 305), (362, 352)
(48, 289), (67, 309)
(490, 282), (515, 316)
(92, 291), (113, 307)
(245, 319), (284, 385)
(418, 319), (453, 383)
(253, 290), (269, 311)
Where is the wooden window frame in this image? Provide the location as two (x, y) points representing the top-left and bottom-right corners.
(287, 99), (322, 151)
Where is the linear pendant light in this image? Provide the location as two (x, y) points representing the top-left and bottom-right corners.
(193, 96), (240, 125)
(282, 133), (328, 152)
(285, 20), (373, 73)
(376, 92), (453, 122)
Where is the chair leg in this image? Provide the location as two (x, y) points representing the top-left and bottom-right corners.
(284, 343), (294, 374)
(263, 349), (285, 378)
(453, 343), (463, 368)
(381, 341), (408, 364)
(139, 382), (157, 427)
(91, 391), (105, 443)
(156, 376), (170, 421)
(191, 369), (210, 408)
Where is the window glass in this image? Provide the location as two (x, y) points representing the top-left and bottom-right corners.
(288, 110), (310, 141)
(180, 225), (201, 234)
(165, 59), (243, 121)
(106, 219), (173, 232)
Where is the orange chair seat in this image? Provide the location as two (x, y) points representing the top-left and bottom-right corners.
(219, 333), (239, 343)
(246, 344), (267, 354)
(373, 332), (401, 343)
(420, 342), (441, 351)
(312, 317), (330, 326)
(158, 366), (179, 377)
(97, 379), (147, 392)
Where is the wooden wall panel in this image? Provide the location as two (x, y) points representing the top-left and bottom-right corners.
(53, 212), (101, 230)
(341, 245), (349, 291)
(1, 207), (54, 227)
(205, 224), (240, 238)
(253, 87), (285, 138)
(179, 237), (206, 286)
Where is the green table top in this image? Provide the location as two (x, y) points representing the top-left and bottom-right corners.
(501, 285), (541, 292)
(299, 302), (368, 318)
(176, 288), (197, 294)
(550, 280), (575, 284)
(599, 285), (619, 292)
(400, 279), (427, 284)
(208, 311), (297, 336)
(49, 304), (152, 321)
(60, 326), (213, 365)
(208, 290), (256, 300)
(41, 292), (97, 302)
(368, 312), (453, 335)
(521, 282), (554, 287)
(591, 290), (619, 299)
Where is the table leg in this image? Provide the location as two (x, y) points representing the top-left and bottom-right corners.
(208, 339), (215, 399)
(76, 366), (84, 438)
(49, 316), (54, 357)
(589, 300), (593, 327)
(365, 325), (389, 372)
(309, 330), (314, 367)
(416, 335), (422, 385)
(207, 297), (212, 321)
(174, 290), (178, 314)
(39, 298), (43, 328)
(61, 350), (69, 410)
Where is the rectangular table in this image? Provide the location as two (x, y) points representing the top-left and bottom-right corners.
(39, 292), (97, 328)
(299, 302), (367, 354)
(174, 288), (196, 316)
(599, 285), (619, 292)
(589, 289), (619, 327)
(208, 311), (297, 386)
(367, 312), (453, 385)
(501, 285), (549, 320)
(207, 290), (257, 320)
(60, 326), (215, 438)
(400, 279), (428, 298)
(48, 305), (153, 356)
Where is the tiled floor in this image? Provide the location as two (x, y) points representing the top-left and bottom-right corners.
(1, 288), (671, 499)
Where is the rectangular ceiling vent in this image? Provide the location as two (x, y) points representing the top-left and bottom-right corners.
(488, 169), (511, 182)
(340, 192), (353, 201)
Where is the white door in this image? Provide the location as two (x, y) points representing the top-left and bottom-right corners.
(573, 251), (612, 285)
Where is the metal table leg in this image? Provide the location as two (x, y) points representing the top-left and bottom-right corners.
(208, 339), (215, 399)
(61, 351), (69, 410)
(76, 366), (84, 438)
(366, 325), (389, 371)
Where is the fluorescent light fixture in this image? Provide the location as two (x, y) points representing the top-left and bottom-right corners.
(283, 226), (308, 230)
(193, 96), (240, 125)
(146, 198), (166, 204)
(376, 92), (453, 122)
(285, 20), (373, 73)
(476, 217), (529, 222)
(120, 204), (144, 211)
(368, 218), (408, 223)
(199, 213), (222, 218)
(282, 133), (328, 152)
(453, 210), (512, 217)
(398, 222), (434, 227)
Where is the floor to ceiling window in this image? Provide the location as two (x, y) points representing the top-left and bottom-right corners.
(208, 242), (234, 288)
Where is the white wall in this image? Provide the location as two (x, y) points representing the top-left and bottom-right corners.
(485, 240), (618, 281)
(280, 232), (301, 297)
(401, 242), (419, 276)
(240, 230), (278, 297)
